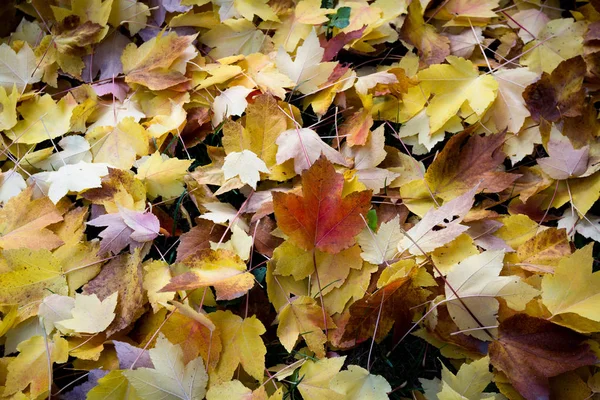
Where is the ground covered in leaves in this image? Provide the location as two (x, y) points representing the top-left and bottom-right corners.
(1, 0), (600, 399)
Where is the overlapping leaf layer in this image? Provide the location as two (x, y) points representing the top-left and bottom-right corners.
(0, 1), (599, 399)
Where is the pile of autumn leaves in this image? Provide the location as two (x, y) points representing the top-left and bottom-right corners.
(2, 0), (600, 399)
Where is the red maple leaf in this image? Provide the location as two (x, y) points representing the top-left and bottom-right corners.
(272, 156), (372, 253)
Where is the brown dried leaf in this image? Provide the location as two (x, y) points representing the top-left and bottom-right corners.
(489, 314), (597, 400)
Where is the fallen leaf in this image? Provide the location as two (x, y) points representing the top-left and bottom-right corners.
(417, 56), (498, 132)
(401, 0), (450, 65)
(485, 68), (539, 133)
(0, 187), (64, 250)
(276, 28), (337, 94)
(275, 127), (349, 174)
(355, 215), (402, 264)
(143, 260), (175, 313)
(34, 135), (92, 171)
(542, 244), (600, 322)
(0, 42), (43, 91)
(135, 152), (192, 199)
(420, 356), (497, 400)
(520, 18), (586, 74)
(276, 295), (335, 358)
(121, 32), (197, 90)
(161, 249), (254, 301)
(342, 268), (421, 343)
(425, 130), (520, 201)
(82, 250), (144, 336)
(3, 334), (69, 399)
(208, 310), (266, 383)
(87, 370), (141, 400)
(7, 93), (77, 145)
(0, 249), (67, 319)
(297, 357), (345, 400)
(339, 108), (373, 147)
(122, 333), (208, 400)
(87, 207), (160, 255)
(222, 150), (269, 189)
(537, 131), (590, 180)
(86, 116), (150, 170)
(55, 292), (118, 334)
(523, 56), (586, 132)
(212, 86), (254, 126)
(398, 185), (478, 255)
(489, 314), (597, 400)
(273, 156), (371, 253)
(30, 161), (110, 204)
(444, 250), (539, 341)
(330, 365), (391, 400)
(516, 227), (571, 272)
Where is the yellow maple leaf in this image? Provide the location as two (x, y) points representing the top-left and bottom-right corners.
(201, 19), (266, 60)
(223, 150), (270, 189)
(444, 250), (538, 341)
(431, 233), (479, 275)
(209, 310), (267, 383)
(206, 379), (270, 400)
(542, 244), (600, 322)
(109, 0), (150, 35)
(544, 172), (600, 217)
(271, 0), (332, 52)
(86, 116), (150, 170)
(70, 0), (113, 25)
(276, 295), (335, 358)
(323, 262), (378, 314)
(330, 365), (391, 399)
(222, 94), (296, 180)
(266, 259), (309, 311)
(6, 93), (77, 145)
(143, 260), (175, 313)
(3, 334), (69, 399)
(145, 101), (187, 141)
(493, 214), (538, 250)
(356, 215), (402, 265)
(122, 333), (208, 400)
(516, 227), (571, 273)
(421, 356), (497, 399)
(297, 356), (346, 400)
(122, 32), (197, 90)
(135, 152), (192, 199)
(432, 0), (500, 27)
(276, 29), (337, 95)
(0, 42), (43, 92)
(210, 224), (253, 260)
(272, 241), (362, 297)
(192, 63), (242, 90)
(87, 370), (141, 400)
(417, 56), (498, 132)
(161, 248), (254, 301)
(242, 53), (295, 99)
(55, 292), (118, 334)
(0, 187), (64, 250)
(520, 18), (586, 74)
(0, 85), (18, 131)
(235, 0), (279, 22)
(50, 207), (102, 295)
(483, 68), (539, 134)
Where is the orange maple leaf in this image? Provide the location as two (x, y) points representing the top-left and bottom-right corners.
(272, 156), (372, 253)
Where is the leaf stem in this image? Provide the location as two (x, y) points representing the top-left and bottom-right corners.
(312, 249), (329, 342)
